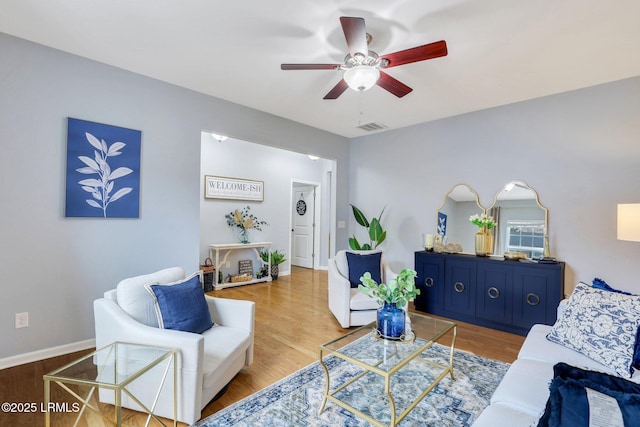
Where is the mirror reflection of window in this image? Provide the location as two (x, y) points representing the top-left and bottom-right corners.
(505, 220), (545, 258)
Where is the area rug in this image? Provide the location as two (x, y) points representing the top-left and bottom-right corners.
(195, 343), (509, 427)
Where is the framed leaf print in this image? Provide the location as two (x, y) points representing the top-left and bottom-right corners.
(65, 118), (141, 218)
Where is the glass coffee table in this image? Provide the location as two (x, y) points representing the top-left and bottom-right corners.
(319, 312), (457, 427)
(43, 342), (177, 427)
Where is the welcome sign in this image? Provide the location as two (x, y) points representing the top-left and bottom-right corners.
(204, 175), (264, 201)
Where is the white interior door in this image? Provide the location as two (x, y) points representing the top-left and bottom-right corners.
(292, 186), (315, 268)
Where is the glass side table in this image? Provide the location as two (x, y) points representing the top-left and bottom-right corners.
(43, 342), (177, 427)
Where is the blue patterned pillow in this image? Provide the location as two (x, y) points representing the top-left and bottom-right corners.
(546, 282), (640, 378)
(591, 278), (640, 370)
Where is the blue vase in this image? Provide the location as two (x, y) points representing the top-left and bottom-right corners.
(377, 302), (405, 340)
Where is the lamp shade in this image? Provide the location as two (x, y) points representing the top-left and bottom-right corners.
(617, 203), (640, 242)
(343, 65), (380, 92)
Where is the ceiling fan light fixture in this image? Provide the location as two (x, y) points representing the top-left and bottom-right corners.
(211, 133), (228, 142)
(343, 65), (380, 92)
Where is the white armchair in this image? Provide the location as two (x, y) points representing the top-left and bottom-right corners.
(328, 250), (397, 328)
(94, 267), (255, 425)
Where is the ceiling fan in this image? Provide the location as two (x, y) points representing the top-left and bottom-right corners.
(281, 16), (448, 99)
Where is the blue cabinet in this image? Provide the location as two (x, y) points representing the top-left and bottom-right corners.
(415, 251), (564, 335)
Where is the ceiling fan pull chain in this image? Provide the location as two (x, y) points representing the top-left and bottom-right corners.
(358, 91), (364, 126)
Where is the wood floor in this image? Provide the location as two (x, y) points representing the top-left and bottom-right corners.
(0, 267), (524, 426)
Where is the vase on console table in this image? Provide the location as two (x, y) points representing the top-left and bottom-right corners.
(475, 227), (493, 256)
(238, 229), (250, 244)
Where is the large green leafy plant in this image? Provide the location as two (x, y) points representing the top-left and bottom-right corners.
(349, 204), (387, 250)
(358, 269), (420, 307)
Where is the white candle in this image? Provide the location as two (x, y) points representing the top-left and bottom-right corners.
(424, 234), (434, 249)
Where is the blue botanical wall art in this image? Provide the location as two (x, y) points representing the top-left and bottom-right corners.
(65, 118), (141, 218)
(437, 212), (447, 240)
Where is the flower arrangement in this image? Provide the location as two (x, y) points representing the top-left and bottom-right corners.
(225, 206), (268, 231)
(469, 213), (496, 230)
(359, 269), (420, 307)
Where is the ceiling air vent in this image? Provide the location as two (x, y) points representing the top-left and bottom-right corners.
(357, 122), (388, 132)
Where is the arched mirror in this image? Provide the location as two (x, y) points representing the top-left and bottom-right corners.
(436, 184), (485, 253)
(489, 180), (548, 258)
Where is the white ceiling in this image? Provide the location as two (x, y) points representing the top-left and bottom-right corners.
(2, 0), (640, 138)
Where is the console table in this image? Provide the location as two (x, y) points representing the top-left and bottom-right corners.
(209, 242), (272, 290)
(414, 251), (564, 336)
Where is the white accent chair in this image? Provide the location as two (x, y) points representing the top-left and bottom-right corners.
(94, 267), (255, 425)
(328, 249), (397, 328)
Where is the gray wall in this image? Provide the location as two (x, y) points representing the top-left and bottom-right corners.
(0, 33), (349, 362)
(350, 76), (640, 295)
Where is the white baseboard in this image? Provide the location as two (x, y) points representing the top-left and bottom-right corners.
(0, 339), (96, 370)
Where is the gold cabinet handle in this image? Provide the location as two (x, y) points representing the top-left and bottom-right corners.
(425, 277), (435, 288)
(526, 293), (541, 306)
(488, 287), (500, 299)
(454, 281), (465, 293)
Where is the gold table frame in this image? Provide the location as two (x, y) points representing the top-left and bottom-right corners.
(318, 313), (457, 427)
(43, 342), (178, 427)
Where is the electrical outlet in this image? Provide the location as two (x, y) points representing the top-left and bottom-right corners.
(15, 312), (29, 329)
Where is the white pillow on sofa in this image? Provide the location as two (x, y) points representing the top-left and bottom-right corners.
(546, 282), (640, 378)
(116, 267), (185, 327)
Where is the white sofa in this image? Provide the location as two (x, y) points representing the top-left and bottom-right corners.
(473, 284), (640, 426)
(94, 267), (255, 425)
(328, 249), (397, 328)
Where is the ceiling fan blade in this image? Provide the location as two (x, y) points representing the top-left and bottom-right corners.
(323, 79), (349, 100)
(281, 64), (341, 70)
(340, 17), (368, 58)
(381, 40), (448, 68)
(376, 71), (413, 98)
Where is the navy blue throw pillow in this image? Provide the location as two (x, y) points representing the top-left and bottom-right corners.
(346, 252), (382, 289)
(537, 363), (640, 427)
(147, 274), (214, 334)
(592, 277), (632, 295)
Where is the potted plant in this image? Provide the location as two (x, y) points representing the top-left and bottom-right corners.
(349, 204), (387, 250)
(259, 249), (287, 280)
(358, 269), (420, 340)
